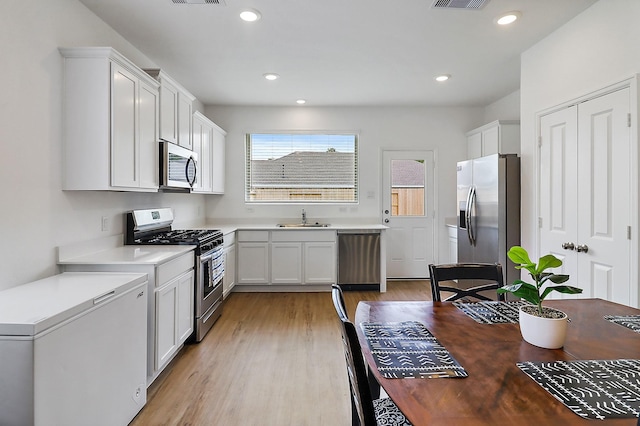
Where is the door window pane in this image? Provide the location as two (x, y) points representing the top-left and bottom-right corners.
(391, 159), (425, 216)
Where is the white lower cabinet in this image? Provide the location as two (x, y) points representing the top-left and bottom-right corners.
(237, 243), (270, 284)
(271, 242), (303, 284)
(304, 242), (336, 283)
(59, 249), (195, 385)
(155, 269), (193, 370)
(237, 230), (336, 287)
(223, 232), (236, 298)
(447, 225), (458, 263)
(237, 231), (270, 285)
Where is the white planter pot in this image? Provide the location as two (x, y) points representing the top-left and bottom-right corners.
(518, 306), (568, 349)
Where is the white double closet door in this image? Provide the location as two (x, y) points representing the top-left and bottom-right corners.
(538, 87), (632, 305)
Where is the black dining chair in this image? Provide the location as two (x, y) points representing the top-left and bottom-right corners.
(428, 263), (506, 302)
(331, 285), (412, 426)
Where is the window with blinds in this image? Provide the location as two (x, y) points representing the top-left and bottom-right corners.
(245, 133), (358, 203)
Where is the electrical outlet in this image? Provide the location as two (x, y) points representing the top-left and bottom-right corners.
(101, 216), (109, 232)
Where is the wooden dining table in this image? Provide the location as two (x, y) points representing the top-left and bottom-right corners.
(355, 298), (640, 426)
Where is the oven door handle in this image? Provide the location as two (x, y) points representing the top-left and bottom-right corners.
(200, 252), (215, 262)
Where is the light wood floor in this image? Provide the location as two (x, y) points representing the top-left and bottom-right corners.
(130, 281), (430, 426)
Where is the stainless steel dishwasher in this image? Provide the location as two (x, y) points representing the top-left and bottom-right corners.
(337, 229), (381, 290)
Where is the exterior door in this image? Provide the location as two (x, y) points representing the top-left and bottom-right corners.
(382, 150), (434, 278)
(538, 88), (631, 305)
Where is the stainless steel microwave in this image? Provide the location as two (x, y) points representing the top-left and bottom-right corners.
(159, 141), (197, 190)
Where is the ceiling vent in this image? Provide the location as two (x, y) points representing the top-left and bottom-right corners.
(432, 0), (487, 9)
(172, 0), (226, 4)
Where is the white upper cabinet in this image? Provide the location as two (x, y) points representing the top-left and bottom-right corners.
(466, 120), (520, 159)
(60, 47), (159, 192)
(145, 69), (195, 150)
(192, 111), (226, 194)
(210, 120), (226, 194)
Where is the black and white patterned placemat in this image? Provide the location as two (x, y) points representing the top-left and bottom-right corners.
(452, 300), (531, 324)
(605, 315), (640, 333)
(360, 321), (468, 379)
(518, 359), (640, 420)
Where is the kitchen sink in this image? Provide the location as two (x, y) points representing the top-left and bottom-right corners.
(276, 223), (331, 228)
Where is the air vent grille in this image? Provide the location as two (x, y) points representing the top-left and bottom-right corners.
(172, 0), (226, 4)
(432, 0), (487, 9)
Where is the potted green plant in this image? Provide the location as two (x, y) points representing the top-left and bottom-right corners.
(497, 246), (583, 349)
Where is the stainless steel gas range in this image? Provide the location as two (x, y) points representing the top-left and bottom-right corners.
(126, 208), (224, 342)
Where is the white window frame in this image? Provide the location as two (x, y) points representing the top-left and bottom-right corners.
(245, 132), (359, 204)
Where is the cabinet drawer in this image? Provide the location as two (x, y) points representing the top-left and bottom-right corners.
(157, 252), (194, 286)
(271, 230), (336, 242)
(237, 230), (269, 242)
(224, 232), (236, 247)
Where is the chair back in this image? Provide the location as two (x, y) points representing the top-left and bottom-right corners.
(429, 263), (505, 302)
(331, 285), (377, 426)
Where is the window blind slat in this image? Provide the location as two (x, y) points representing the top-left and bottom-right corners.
(245, 133), (358, 203)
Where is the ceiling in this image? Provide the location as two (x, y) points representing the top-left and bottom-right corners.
(78, 0), (598, 107)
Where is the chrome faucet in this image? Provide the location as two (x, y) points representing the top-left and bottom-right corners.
(301, 209), (307, 224)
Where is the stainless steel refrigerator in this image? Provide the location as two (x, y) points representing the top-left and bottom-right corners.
(457, 153), (520, 287)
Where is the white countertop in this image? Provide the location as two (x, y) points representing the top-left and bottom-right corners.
(0, 272), (148, 336)
(202, 223), (388, 235)
(58, 244), (194, 265)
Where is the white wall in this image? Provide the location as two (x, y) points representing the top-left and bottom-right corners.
(484, 90), (520, 123)
(204, 105), (483, 265)
(520, 0), (640, 254)
(0, 0), (206, 290)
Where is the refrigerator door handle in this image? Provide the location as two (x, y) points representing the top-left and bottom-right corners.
(465, 186), (473, 245)
(468, 185), (477, 246)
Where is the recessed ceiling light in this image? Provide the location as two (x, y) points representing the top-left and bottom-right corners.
(496, 11), (520, 26)
(263, 73), (279, 81)
(240, 9), (261, 22)
(435, 74), (450, 82)
(296, 99), (306, 105)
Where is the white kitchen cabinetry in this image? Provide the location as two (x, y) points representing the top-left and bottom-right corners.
(223, 232), (236, 297)
(155, 268), (194, 370)
(145, 69), (195, 150)
(447, 225), (458, 263)
(60, 47), (159, 192)
(192, 111), (212, 193)
(237, 230), (336, 287)
(0, 273), (148, 426)
(304, 241), (337, 283)
(59, 248), (195, 385)
(271, 242), (303, 284)
(211, 122), (227, 194)
(467, 120), (520, 159)
(237, 231), (270, 285)
(192, 112), (227, 194)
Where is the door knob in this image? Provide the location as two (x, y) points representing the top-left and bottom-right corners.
(384, 210), (389, 214)
(576, 244), (589, 253)
(561, 242), (575, 250)
(384, 219), (389, 223)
